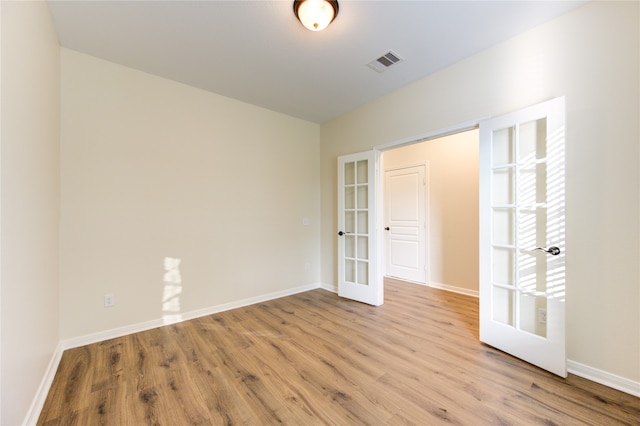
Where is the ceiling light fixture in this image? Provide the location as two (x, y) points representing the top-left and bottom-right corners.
(293, 0), (339, 32)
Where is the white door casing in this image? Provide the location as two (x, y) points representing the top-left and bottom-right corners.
(337, 151), (383, 306)
(384, 165), (427, 283)
(479, 97), (567, 377)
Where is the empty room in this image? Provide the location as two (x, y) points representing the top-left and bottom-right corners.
(2, 1), (639, 424)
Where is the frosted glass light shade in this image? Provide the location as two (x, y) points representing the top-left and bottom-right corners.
(294, 0), (339, 32)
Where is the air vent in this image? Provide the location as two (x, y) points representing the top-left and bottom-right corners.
(367, 50), (403, 73)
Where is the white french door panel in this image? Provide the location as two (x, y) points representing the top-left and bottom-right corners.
(337, 150), (383, 306)
(479, 97), (567, 377)
(384, 165), (427, 283)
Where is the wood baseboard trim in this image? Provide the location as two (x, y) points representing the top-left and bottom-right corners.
(23, 342), (64, 426)
(61, 282), (322, 351)
(567, 359), (640, 397)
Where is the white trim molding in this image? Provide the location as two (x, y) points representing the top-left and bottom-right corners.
(24, 283), (321, 424)
(568, 360), (640, 397)
(22, 281), (640, 425)
(320, 282), (337, 293)
(62, 282), (322, 350)
(375, 119), (480, 152)
(428, 281), (479, 298)
(23, 342), (64, 426)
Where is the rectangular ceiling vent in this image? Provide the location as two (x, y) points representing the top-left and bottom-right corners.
(367, 50), (403, 73)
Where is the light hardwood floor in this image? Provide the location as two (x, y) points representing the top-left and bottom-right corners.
(39, 278), (639, 425)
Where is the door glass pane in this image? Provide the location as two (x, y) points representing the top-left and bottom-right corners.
(492, 286), (514, 326)
(357, 160), (368, 184)
(492, 169), (514, 205)
(357, 261), (368, 285)
(357, 211), (368, 234)
(519, 250), (547, 293)
(345, 211), (355, 233)
(519, 293), (547, 337)
(519, 166), (537, 206)
(344, 162), (355, 185)
(345, 259), (355, 283)
(357, 186), (368, 209)
(519, 165), (547, 207)
(519, 208), (547, 250)
(518, 209), (536, 249)
(345, 187), (355, 210)
(345, 235), (355, 258)
(536, 162), (547, 204)
(492, 247), (514, 286)
(519, 119), (547, 162)
(492, 127), (514, 166)
(357, 236), (368, 260)
(492, 208), (514, 245)
(519, 251), (537, 292)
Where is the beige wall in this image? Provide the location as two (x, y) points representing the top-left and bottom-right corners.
(2, 2), (638, 420)
(383, 130), (479, 294)
(1, 1), (61, 424)
(59, 49), (321, 339)
(320, 1), (639, 382)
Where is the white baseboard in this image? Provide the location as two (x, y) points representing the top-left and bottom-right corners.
(24, 281), (640, 425)
(568, 359), (640, 397)
(324, 279), (478, 298)
(320, 282), (337, 293)
(23, 342), (64, 426)
(421, 285), (640, 396)
(428, 281), (479, 298)
(23, 282), (321, 425)
(62, 282), (321, 350)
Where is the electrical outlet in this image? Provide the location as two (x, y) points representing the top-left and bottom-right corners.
(538, 308), (547, 324)
(104, 293), (115, 307)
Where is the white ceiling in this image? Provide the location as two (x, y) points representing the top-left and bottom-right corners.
(47, 0), (586, 123)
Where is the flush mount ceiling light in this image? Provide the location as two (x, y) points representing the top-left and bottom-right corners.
(293, 0), (339, 32)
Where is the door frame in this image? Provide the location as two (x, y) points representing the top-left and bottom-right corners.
(373, 103), (567, 377)
(375, 120), (480, 289)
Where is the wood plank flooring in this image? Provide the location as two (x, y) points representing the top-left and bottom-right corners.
(38, 278), (640, 425)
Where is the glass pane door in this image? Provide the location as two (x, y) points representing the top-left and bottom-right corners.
(480, 97), (566, 377)
(338, 150), (382, 306)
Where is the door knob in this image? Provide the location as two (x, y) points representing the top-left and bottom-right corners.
(384, 227), (390, 231)
(534, 246), (561, 255)
(338, 231), (344, 236)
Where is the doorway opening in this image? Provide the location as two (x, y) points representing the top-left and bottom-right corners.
(380, 128), (480, 298)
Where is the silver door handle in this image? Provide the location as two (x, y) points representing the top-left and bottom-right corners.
(534, 246), (561, 255)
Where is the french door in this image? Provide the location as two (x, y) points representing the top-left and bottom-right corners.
(337, 151), (383, 306)
(479, 97), (567, 377)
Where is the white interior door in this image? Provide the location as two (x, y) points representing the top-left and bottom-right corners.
(384, 165), (426, 283)
(337, 151), (382, 306)
(479, 97), (567, 377)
